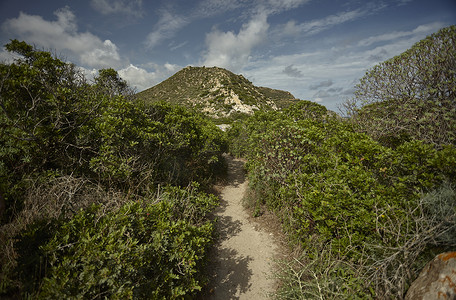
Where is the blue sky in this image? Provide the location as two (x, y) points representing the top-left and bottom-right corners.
(0, 0), (455, 111)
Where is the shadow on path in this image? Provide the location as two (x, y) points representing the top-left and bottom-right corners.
(200, 155), (254, 299)
(224, 155), (246, 187)
(198, 154), (282, 300)
(209, 247), (253, 299)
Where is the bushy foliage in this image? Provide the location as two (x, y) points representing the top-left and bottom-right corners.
(0, 40), (226, 221)
(233, 27), (456, 298)
(12, 185), (217, 299)
(0, 41), (226, 298)
(227, 100), (329, 159)
(345, 25), (456, 147)
(228, 101), (456, 298)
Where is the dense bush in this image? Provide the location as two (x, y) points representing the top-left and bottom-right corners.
(227, 102), (456, 298)
(0, 40), (227, 221)
(344, 25), (456, 147)
(227, 100), (328, 158)
(227, 27), (456, 299)
(11, 184), (217, 299)
(0, 41), (226, 298)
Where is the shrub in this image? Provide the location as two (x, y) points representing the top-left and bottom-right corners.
(11, 184), (218, 299)
(0, 41), (227, 223)
(230, 109), (456, 298)
(0, 41), (226, 299)
(344, 25), (456, 147)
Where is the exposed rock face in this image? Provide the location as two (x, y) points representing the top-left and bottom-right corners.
(405, 252), (456, 300)
(136, 66), (297, 118)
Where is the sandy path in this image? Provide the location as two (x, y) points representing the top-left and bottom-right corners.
(204, 155), (278, 299)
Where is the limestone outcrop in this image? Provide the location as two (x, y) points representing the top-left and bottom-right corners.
(405, 252), (456, 300)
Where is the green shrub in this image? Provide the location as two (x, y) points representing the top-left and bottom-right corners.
(13, 184), (218, 299)
(345, 26), (456, 148)
(0, 41), (227, 224)
(226, 27), (456, 299)
(230, 108), (456, 298)
(0, 41), (226, 299)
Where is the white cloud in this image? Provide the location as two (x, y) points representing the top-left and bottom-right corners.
(263, 0), (310, 14)
(118, 63), (180, 92)
(164, 63), (180, 73)
(202, 13), (269, 72)
(169, 41), (189, 51)
(1, 7), (124, 69)
(144, 0), (309, 52)
(273, 2), (391, 40)
(0, 48), (20, 63)
(297, 9), (367, 36)
(80, 39), (121, 68)
(273, 9), (368, 39)
(145, 10), (188, 49)
(118, 64), (157, 91)
(358, 22), (444, 47)
(78, 66), (99, 82)
(248, 22), (446, 110)
(145, 0), (245, 50)
(90, 0), (144, 17)
(280, 20), (300, 36)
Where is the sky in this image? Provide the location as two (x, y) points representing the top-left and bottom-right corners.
(0, 0), (455, 111)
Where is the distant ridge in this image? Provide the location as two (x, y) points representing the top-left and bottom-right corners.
(136, 66), (298, 118)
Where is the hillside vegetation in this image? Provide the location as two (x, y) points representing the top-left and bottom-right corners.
(136, 66), (297, 120)
(0, 40), (227, 299)
(228, 25), (456, 299)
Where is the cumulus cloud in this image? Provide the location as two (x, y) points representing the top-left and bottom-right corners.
(145, 0), (246, 50)
(144, 0), (309, 52)
(282, 64), (303, 78)
(81, 40), (121, 68)
(118, 63), (180, 92)
(2, 7), (123, 69)
(90, 0), (144, 17)
(202, 13), (269, 72)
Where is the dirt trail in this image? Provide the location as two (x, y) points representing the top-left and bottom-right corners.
(204, 155), (279, 299)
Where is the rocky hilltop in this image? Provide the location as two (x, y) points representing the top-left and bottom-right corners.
(136, 66), (298, 118)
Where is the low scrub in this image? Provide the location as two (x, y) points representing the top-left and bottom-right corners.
(0, 41), (226, 299)
(1, 183), (218, 299)
(228, 101), (456, 298)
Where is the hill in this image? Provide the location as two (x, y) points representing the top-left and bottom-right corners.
(136, 66), (298, 118)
